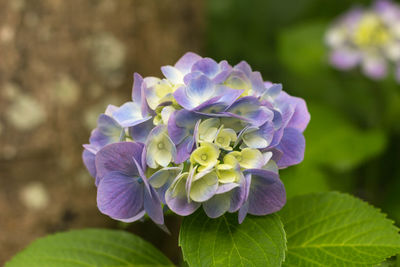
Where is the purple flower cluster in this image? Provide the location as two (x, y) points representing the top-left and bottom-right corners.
(83, 52), (310, 225)
(326, 0), (400, 82)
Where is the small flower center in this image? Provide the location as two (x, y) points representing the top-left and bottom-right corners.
(354, 14), (390, 48)
(217, 137), (225, 143)
(201, 154), (208, 161)
(243, 134), (249, 140)
(236, 155), (242, 161)
(157, 142), (165, 150)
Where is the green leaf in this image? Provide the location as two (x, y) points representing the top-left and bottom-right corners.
(279, 192), (400, 266)
(6, 228), (174, 267)
(179, 211), (286, 267)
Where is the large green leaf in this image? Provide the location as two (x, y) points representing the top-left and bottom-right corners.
(6, 228), (174, 267)
(279, 192), (400, 266)
(179, 211), (286, 267)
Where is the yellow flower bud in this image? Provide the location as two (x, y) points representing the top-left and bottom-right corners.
(190, 142), (220, 172)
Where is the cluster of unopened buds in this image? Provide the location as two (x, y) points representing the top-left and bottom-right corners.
(83, 52), (310, 226)
(326, 0), (400, 82)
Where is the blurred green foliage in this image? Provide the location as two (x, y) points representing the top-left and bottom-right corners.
(281, 103), (387, 197)
(206, 0), (400, 222)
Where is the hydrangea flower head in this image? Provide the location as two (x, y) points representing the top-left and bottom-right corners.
(325, 0), (400, 82)
(83, 52), (310, 226)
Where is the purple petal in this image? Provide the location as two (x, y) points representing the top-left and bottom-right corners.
(238, 201), (249, 224)
(148, 167), (182, 203)
(148, 167), (182, 188)
(82, 149), (96, 178)
(185, 167), (196, 202)
(139, 80), (151, 117)
(83, 142), (99, 155)
(129, 119), (154, 143)
(267, 148), (283, 163)
(240, 122), (275, 149)
(132, 73), (143, 103)
(118, 210), (145, 223)
(146, 124), (167, 142)
(175, 137), (195, 163)
(176, 109), (202, 128)
(95, 142), (144, 181)
(225, 96), (273, 126)
(105, 104), (118, 116)
(234, 61), (252, 76)
(140, 146), (147, 175)
(186, 75), (214, 100)
(175, 52), (202, 74)
(144, 186), (164, 225)
(215, 86), (243, 107)
(189, 171), (218, 203)
(161, 65), (183, 84)
(238, 173), (251, 223)
(243, 169), (286, 216)
(203, 193), (231, 218)
(175, 76), (240, 112)
(96, 114), (122, 136)
(374, 0), (400, 21)
(89, 114), (123, 148)
(374, 0), (393, 10)
(168, 109), (201, 145)
(192, 96), (222, 112)
(330, 49), (360, 70)
(274, 92), (296, 128)
(202, 180), (241, 218)
(219, 60), (232, 71)
(343, 7), (364, 25)
(265, 83), (282, 98)
(216, 183), (239, 194)
(191, 58), (219, 77)
(265, 110), (281, 132)
(173, 86), (196, 110)
(230, 173), (248, 213)
(362, 57), (387, 80)
(286, 95), (310, 132)
(249, 72), (266, 97)
(165, 175), (200, 216)
(167, 110), (186, 144)
(129, 153), (165, 223)
(225, 70), (250, 90)
(195, 104), (231, 117)
(97, 171), (144, 221)
(269, 127), (284, 148)
(183, 71), (202, 85)
(111, 102), (151, 128)
(276, 127), (305, 168)
(213, 69), (232, 84)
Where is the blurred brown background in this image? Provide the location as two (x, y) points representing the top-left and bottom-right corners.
(0, 0), (203, 264)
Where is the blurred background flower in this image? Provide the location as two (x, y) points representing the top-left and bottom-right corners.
(1, 0), (400, 265)
(325, 0), (400, 81)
